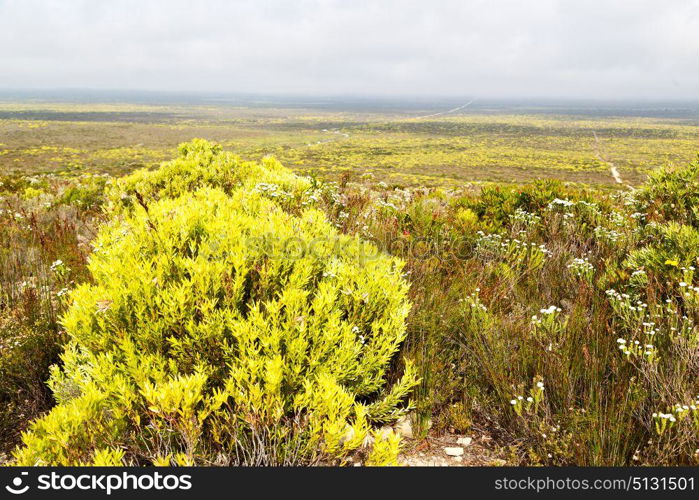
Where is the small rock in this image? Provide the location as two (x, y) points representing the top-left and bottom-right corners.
(453, 456), (463, 462)
(394, 416), (413, 438)
(457, 437), (472, 446)
(378, 425), (394, 439)
(444, 446), (464, 457)
(341, 425), (355, 445)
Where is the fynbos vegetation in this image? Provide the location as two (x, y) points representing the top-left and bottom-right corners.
(2, 135), (699, 466)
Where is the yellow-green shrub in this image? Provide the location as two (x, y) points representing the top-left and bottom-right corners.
(14, 183), (416, 465)
(106, 138), (314, 214)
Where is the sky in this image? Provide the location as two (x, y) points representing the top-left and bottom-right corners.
(1, 0), (698, 99)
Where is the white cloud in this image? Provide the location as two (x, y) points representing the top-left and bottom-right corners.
(0, 0), (697, 98)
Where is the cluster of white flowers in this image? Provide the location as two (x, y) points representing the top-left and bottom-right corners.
(678, 279), (699, 298)
(607, 211), (627, 228)
(509, 393), (538, 412)
(546, 198), (603, 219)
(652, 412), (677, 423)
(511, 395), (526, 405)
(475, 231), (503, 249)
(672, 404), (694, 418)
(252, 182), (293, 199)
(616, 338), (656, 360)
(475, 232), (551, 259)
(641, 321), (659, 337)
(594, 225), (622, 244)
(532, 306), (561, 324)
(605, 289), (649, 312)
(547, 198), (574, 209)
(652, 399), (699, 436)
(470, 301), (488, 312)
(510, 380), (545, 416)
(651, 403), (699, 435)
(460, 289), (488, 312)
(4, 210), (24, 220)
(546, 198), (576, 222)
(567, 257), (594, 280)
(510, 208), (541, 228)
(300, 189), (321, 207)
(374, 199), (398, 211)
(50, 259), (65, 272)
(541, 305), (561, 315)
(350, 325), (367, 344)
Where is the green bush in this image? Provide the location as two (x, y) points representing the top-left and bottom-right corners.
(14, 160), (416, 465)
(636, 156), (699, 228)
(457, 180), (596, 231)
(56, 175), (108, 210)
(0, 309), (65, 451)
(626, 222), (699, 275)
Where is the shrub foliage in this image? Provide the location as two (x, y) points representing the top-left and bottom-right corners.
(14, 141), (416, 465)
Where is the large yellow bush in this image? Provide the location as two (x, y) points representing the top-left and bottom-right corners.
(14, 143), (416, 466)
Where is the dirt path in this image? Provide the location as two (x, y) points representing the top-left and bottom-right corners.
(306, 100), (475, 147)
(408, 99), (474, 120)
(592, 130), (628, 186)
(307, 128), (351, 146)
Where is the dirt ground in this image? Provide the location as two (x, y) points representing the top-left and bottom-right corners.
(400, 431), (507, 467)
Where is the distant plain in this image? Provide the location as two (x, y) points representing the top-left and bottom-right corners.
(1, 96), (698, 187)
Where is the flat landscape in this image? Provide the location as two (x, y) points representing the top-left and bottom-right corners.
(2, 98), (698, 187)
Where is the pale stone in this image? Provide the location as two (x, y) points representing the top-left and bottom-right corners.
(393, 415), (413, 438)
(444, 446), (464, 457)
(457, 437), (472, 446)
(378, 425), (394, 439)
(341, 425), (355, 445)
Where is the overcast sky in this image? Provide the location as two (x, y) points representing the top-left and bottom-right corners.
(1, 0), (698, 99)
